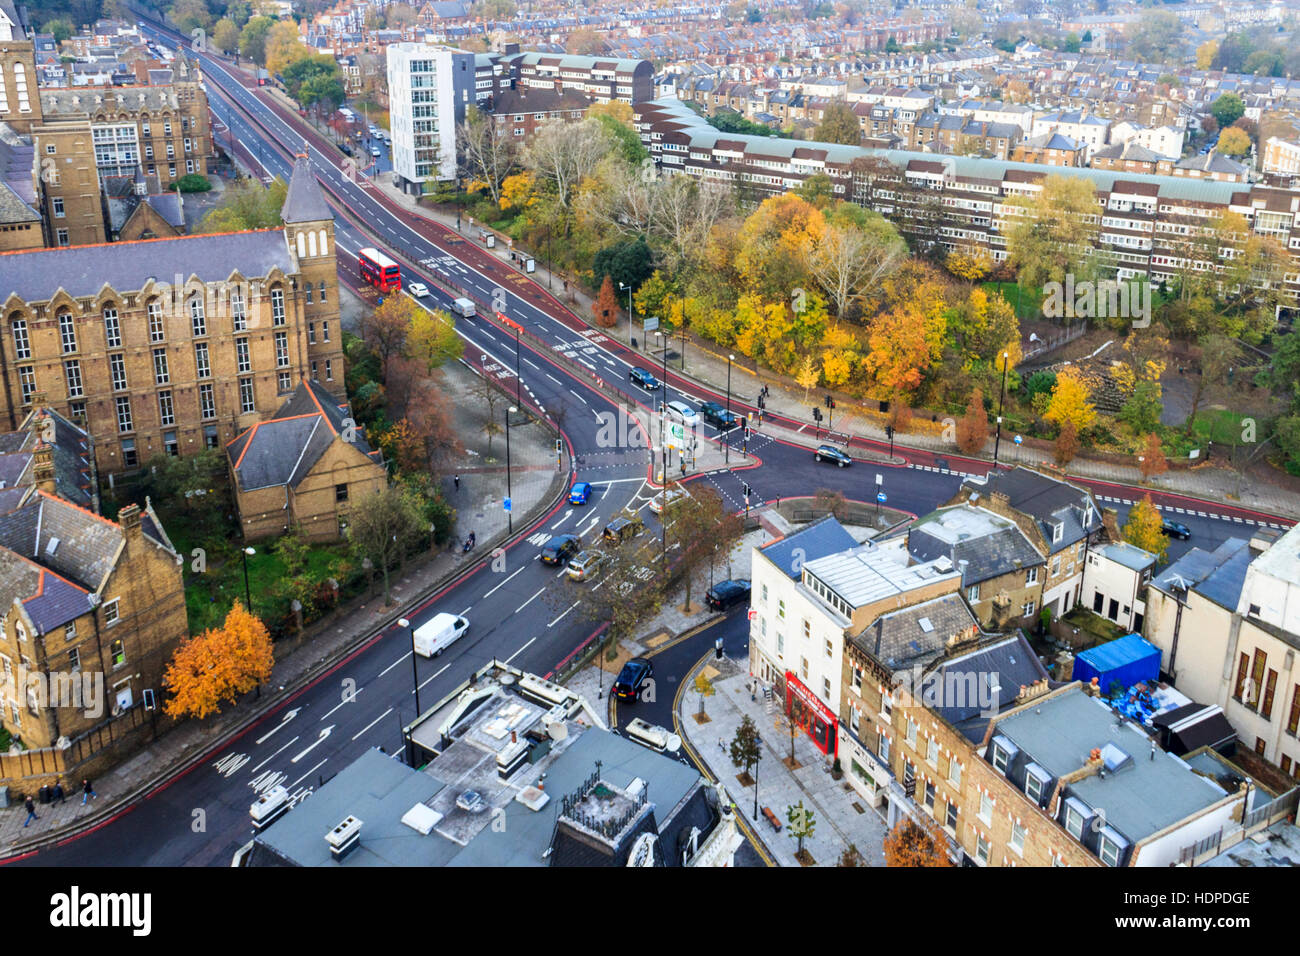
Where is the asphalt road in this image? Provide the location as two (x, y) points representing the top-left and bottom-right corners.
(7, 20), (1287, 866)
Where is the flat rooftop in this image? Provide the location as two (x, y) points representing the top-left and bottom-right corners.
(806, 541), (958, 609)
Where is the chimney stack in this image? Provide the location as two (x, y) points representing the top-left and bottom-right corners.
(33, 443), (56, 495)
(118, 502), (143, 547)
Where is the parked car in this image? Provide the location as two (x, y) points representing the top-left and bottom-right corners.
(613, 657), (654, 701)
(540, 533), (581, 565)
(406, 281), (429, 298)
(1161, 519), (1191, 540)
(665, 400), (699, 428)
(602, 514), (644, 544)
(706, 579), (752, 610)
(566, 550), (605, 582)
(814, 444), (853, 467)
(649, 487), (686, 515)
(629, 367), (661, 391)
(699, 400), (738, 431)
(569, 481), (592, 505)
(370, 146), (381, 157)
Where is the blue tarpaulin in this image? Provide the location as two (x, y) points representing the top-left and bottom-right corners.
(1074, 634), (1161, 695)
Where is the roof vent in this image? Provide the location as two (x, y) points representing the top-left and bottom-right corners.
(918, 617), (934, 633)
(325, 815), (362, 861)
(46, 536), (60, 556)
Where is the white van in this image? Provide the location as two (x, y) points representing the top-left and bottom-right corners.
(452, 297), (476, 318)
(411, 612), (469, 658)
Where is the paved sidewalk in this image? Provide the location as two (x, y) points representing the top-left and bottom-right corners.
(678, 661), (887, 867)
(367, 174), (1300, 521)
(1, 373), (566, 855)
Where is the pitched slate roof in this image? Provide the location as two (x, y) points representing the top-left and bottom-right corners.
(0, 229), (294, 303)
(961, 467), (1101, 552)
(759, 515), (858, 580)
(908, 505), (1043, 586)
(1152, 537), (1252, 610)
(934, 632), (1049, 741)
(282, 154), (334, 224)
(227, 379), (378, 492)
(0, 547), (92, 635)
(0, 492), (124, 592)
(850, 592), (976, 673)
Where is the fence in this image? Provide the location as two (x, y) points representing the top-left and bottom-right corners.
(0, 701), (156, 793)
(1021, 321), (1089, 364)
(1176, 785), (1299, 865)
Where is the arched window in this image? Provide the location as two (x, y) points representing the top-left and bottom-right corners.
(296, 231), (306, 258)
(307, 230), (318, 257)
(319, 281), (327, 303)
(13, 62), (29, 113)
(318, 228), (328, 255)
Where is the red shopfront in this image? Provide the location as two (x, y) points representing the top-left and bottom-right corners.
(784, 671), (838, 757)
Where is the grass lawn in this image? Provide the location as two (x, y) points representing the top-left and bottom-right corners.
(1187, 407), (1250, 446)
(982, 281), (1043, 321)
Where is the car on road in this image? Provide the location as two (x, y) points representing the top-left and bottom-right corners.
(566, 550), (605, 582)
(706, 579), (752, 611)
(540, 533), (581, 565)
(613, 657), (654, 702)
(411, 612), (469, 658)
(629, 367), (661, 391)
(370, 146), (381, 157)
(1161, 518), (1192, 540)
(699, 400), (738, 431)
(649, 487), (686, 515)
(602, 514), (644, 543)
(814, 444), (853, 467)
(666, 400), (699, 428)
(406, 281), (429, 298)
(569, 481), (592, 505)
(340, 143), (353, 156)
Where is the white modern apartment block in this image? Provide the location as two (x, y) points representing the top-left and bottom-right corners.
(386, 42), (475, 193)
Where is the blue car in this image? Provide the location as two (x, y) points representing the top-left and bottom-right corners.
(569, 481), (592, 505)
(629, 367), (661, 391)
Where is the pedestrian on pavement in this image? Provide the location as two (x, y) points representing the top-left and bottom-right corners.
(23, 795), (38, 827)
(52, 783), (65, 804)
(453, 474), (460, 492)
(82, 778), (96, 805)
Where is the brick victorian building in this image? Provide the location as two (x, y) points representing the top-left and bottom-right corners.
(0, 404), (187, 789)
(0, 155), (344, 476)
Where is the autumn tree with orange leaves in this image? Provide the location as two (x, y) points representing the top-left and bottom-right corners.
(956, 388), (989, 454)
(883, 815), (954, 867)
(163, 601), (274, 720)
(592, 274), (619, 328)
(1138, 432), (1168, 482)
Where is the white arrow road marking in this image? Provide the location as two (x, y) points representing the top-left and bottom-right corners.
(551, 509), (573, 530)
(249, 736), (301, 775)
(255, 708), (301, 745)
(214, 752), (249, 777)
(352, 707), (394, 742)
(291, 726), (334, 764)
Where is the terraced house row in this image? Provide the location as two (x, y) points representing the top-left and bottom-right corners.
(634, 97), (1300, 301)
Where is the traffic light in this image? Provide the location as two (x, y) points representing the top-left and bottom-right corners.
(658, 401), (665, 414)
(812, 407), (822, 422)
(885, 425), (894, 440)
(824, 394), (832, 408)
(742, 482), (751, 496)
(554, 439), (562, 453)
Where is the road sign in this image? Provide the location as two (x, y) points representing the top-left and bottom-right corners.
(747, 608), (757, 621)
(642, 315), (659, 333)
(877, 492), (887, 503)
(504, 497), (512, 512)
(1014, 435), (1023, 445)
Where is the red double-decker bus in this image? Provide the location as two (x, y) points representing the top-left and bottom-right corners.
(359, 247), (401, 292)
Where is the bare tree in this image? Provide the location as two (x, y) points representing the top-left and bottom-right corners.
(457, 105), (516, 206)
(523, 117), (613, 211)
(470, 372), (506, 454)
(648, 176), (733, 275)
(804, 224), (905, 319)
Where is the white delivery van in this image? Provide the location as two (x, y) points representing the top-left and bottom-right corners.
(411, 612), (469, 658)
(452, 297), (476, 318)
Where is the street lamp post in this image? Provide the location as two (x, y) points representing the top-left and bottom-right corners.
(657, 331), (669, 571)
(725, 353), (735, 464)
(505, 405), (517, 534)
(619, 282), (635, 347)
(242, 546), (259, 697)
(512, 323), (521, 408)
(993, 350), (1009, 467)
(753, 734), (762, 822)
(399, 617), (420, 717)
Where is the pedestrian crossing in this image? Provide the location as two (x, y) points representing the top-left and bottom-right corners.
(908, 463), (980, 480)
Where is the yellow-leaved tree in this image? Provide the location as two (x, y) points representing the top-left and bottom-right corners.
(1044, 367), (1097, 434)
(1122, 494), (1167, 561)
(163, 601), (274, 720)
(499, 171), (536, 211)
(407, 308), (463, 372)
